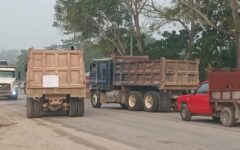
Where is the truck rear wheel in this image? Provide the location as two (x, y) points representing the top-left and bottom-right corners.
(212, 116), (220, 122)
(221, 106), (236, 127)
(180, 104), (191, 121)
(127, 91), (143, 111)
(77, 98), (84, 117)
(143, 92), (159, 112)
(91, 93), (102, 108)
(69, 98), (78, 117)
(34, 99), (42, 118)
(27, 97), (34, 119)
(120, 103), (128, 109)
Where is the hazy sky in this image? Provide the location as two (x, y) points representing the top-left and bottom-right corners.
(0, 0), (65, 50)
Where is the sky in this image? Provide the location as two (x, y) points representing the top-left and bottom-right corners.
(0, 0), (65, 50)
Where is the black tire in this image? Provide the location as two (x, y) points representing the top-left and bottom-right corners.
(27, 97), (34, 119)
(69, 97), (78, 117)
(143, 91), (159, 112)
(91, 93), (102, 108)
(180, 104), (191, 121)
(158, 93), (171, 112)
(77, 98), (84, 117)
(127, 91), (143, 111)
(221, 106), (236, 127)
(212, 116), (220, 122)
(34, 99), (42, 118)
(120, 103), (128, 109)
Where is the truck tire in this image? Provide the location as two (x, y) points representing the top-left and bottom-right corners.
(212, 116), (220, 122)
(221, 106), (236, 127)
(77, 98), (84, 117)
(69, 98), (77, 117)
(180, 104), (191, 121)
(91, 93), (102, 108)
(13, 94), (18, 100)
(143, 91), (159, 112)
(159, 93), (171, 112)
(34, 99), (42, 118)
(127, 91), (143, 111)
(120, 103), (128, 109)
(27, 97), (34, 119)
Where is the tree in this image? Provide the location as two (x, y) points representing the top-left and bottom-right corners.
(121, 0), (148, 53)
(54, 0), (131, 55)
(16, 49), (28, 80)
(179, 0), (240, 68)
(145, 0), (199, 59)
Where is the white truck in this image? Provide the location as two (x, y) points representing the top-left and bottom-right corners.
(0, 60), (18, 100)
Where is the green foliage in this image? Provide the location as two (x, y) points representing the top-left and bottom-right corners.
(0, 50), (19, 65)
(54, 0), (131, 53)
(144, 30), (188, 59)
(16, 50), (28, 80)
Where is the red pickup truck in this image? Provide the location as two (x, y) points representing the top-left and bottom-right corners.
(177, 70), (240, 127)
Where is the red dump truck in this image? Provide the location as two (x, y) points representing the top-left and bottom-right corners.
(25, 49), (86, 118)
(177, 70), (240, 127)
(89, 56), (199, 112)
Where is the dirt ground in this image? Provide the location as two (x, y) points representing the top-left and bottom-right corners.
(1, 91), (240, 150)
(0, 94), (136, 150)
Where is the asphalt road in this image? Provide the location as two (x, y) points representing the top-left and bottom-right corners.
(1, 91), (240, 150)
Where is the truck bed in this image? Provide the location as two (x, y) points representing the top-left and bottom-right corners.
(113, 57), (199, 90)
(209, 70), (240, 101)
(26, 49), (86, 97)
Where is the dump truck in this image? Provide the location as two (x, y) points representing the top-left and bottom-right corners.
(25, 49), (86, 118)
(0, 60), (18, 100)
(89, 55), (199, 112)
(177, 69), (240, 127)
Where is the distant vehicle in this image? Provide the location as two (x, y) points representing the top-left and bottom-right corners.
(177, 70), (240, 127)
(0, 60), (8, 65)
(0, 61), (18, 100)
(89, 55), (199, 112)
(25, 49), (86, 118)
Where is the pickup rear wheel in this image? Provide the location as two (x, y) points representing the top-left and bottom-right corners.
(221, 106), (236, 127)
(143, 92), (159, 112)
(127, 91), (143, 111)
(91, 93), (102, 108)
(180, 104), (191, 121)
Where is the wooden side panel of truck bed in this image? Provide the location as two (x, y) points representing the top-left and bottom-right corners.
(113, 57), (199, 90)
(26, 49), (86, 97)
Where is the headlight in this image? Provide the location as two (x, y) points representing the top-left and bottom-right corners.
(12, 91), (17, 95)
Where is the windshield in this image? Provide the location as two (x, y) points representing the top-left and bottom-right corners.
(0, 71), (15, 78)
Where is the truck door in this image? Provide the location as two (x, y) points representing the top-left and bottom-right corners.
(189, 82), (212, 115)
(90, 63), (97, 89)
(89, 60), (112, 90)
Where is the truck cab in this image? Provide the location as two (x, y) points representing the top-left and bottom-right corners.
(0, 61), (18, 100)
(177, 81), (213, 116)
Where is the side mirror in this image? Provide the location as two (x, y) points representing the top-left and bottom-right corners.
(191, 89), (196, 94)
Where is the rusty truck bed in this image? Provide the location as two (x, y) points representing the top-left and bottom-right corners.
(26, 49), (86, 97)
(209, 70), (240, 102)
(113, 57), (199, 90)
